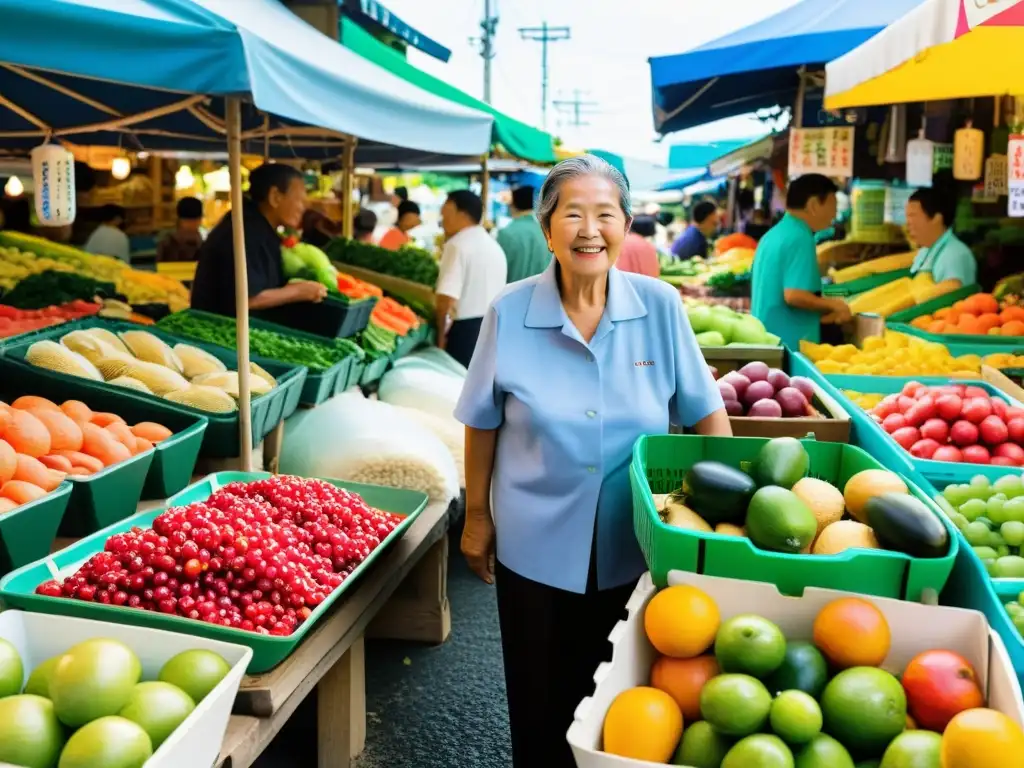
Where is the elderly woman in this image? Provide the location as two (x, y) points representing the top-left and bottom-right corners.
(454, 154), (731, 766)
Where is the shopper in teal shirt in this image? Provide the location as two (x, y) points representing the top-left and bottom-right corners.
(751, 174), (851, 350)
(497, 185), (551, 284)
(906, 187), (977, 287)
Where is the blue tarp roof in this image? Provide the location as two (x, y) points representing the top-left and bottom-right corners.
(589, 150), (705, 194)
(0, 0), (494, 162)
(648, 0), (922, 135)
(667, 139), (766, 169)
(657, 171), (714, 193)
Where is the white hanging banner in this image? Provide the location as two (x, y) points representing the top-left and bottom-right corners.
(788, 127), (854, 179)
(1008, 135), (1024, 218)
(906, 133), (934, 188)
(30, 144), (76, 226)
(984, 154), (1009, 198)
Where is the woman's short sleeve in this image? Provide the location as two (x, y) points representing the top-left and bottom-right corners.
(670, 299), (724, 427)
(453, 306), (504, 429)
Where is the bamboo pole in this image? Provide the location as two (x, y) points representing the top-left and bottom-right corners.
(480, 154), (490, 228)
(341, 135), (356, 239)
(227, 97), (254, 471)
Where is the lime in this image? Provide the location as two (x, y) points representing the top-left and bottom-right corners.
(770, 690), (822, 745)
(158, 649), (230, 704)
(879, 730), (942, 767)
(714, 614), (787, 678)
(794, 734), (855, 768)
(0, 638), (23, 698)
(763, 641), (829, 699)
(673, 721), (733, 767)
(23, 655), (64, 698)
(700, 674), (773, 737)
(821, 667), (906, 758)
(722, 734), (794, 768)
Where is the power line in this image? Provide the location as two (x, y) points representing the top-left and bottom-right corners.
(552, 89), (599, 128)
(517, 21), (570, 130)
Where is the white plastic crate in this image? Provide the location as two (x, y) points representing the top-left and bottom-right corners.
(567, 571), (1024, 767)
(0, 610), (252, 768)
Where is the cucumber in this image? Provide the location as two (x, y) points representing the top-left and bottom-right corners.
(750, 437), (809, 489)
(865, 493), (949, 559)
(678, 461), (757, 526)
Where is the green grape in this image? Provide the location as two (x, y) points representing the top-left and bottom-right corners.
(1014, 614), (1024, 637)
(1006, 601), (1024, 616)
(1004, 496), (1024, 523)
(960, 498), (989, 521)
(998, 545), (1011, 558)
(1002, 521), (1024, 548)
(943, 484), (971, 507)
(950, 512), (970, 532)
(973, 544), (998, 558)
(935, 495), (958, 517)
(965, 523), (994, 546)
(995, 474), (1024, 496)
(976, 517), (996, 530)
(987, 494), (1009, 525)
(1018, 590), (1024, 606)
(984, 558), (998, 575)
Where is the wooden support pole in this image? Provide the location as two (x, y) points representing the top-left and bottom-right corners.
(341, 136), (357, 239)
(227, 97), (254, 471)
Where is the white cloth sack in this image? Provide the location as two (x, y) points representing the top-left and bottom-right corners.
(377, 361), (465, 420)
(391, 404), (465, 488)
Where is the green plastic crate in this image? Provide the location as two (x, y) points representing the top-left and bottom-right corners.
(0, 471), (429, 673)
(0, 318), (306, 459)
(887, 284), (1020, 347)
(0, 366), (207, 500)
(165, 310), (355, 406)
(629, 434), (958, 600)
(944, 340), (1024, 359)
(887, 283), (980, 325)
(822, 268), (911, 297)
(60, 446), (155, 537)
(0, 483), (71, 575)
(346, 359), (366, 390)
(360, 354), (391, 387)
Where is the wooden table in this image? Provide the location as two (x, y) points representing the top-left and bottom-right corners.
(215, 496), (453, 768)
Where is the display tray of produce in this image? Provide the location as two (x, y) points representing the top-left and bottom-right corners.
(630, 435), (957, 601)
(0, 609), (251, 768)
(701, 359), (850, 442)
(0, 481), (71, 575)
(676, 286), (751, 312)
(889, 286), (1024, 346)
(0, 472), (429, 673)
(568, 571), (1024, 767)
(0, 386), (206, 537)
(798, 330), (982, 378)
(822, 267), (912, 297)
(0, 300), (101, 346)
(0, 318), (305, 459)
(252, 294), (376, 340)
(685, 302), (781, 350)
(158, 309), (358, 406)
(821, 376), (1024, 486)
(360, 350), (391, 388)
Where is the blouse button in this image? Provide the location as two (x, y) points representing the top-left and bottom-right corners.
(586, 410), (597, 418)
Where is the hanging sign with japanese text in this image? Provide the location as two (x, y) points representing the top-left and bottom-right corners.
(1008, 135), (1024, 217)
(788, 127), (854, 179)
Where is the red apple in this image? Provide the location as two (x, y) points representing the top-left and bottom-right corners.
(874, 396), (900, 419)
(891, 426), (921, 451)
(935, 394), (964, 422)
(964, 386), (990, 400)
(994, 442), (1024, 464)
(992, 398), (1008, 421)
(1005, 406), (1024, 421)
(962, 398), (993, 424)
(951, 384), (968, 397)
(933, 445), (964, 463)
(979, 415), (1009, 446)
(1008, 417), (1024, 444)
(910, 439), (941, 459)
(897, 395), (917, 413)
(882, 413), (908, 434)
(902, 650), (984, 732)
(950, 420), (980, 447)
(920, 418), (950, 443)
(963, 444), (992, 464)
(902, 381), (927, 398)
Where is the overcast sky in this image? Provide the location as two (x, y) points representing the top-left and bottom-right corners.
(377, 0), (801, 164)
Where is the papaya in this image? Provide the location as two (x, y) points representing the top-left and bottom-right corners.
(678, 461), (757, 526)
(750, 437), (809, 489)
(864, 492), (949, 558)
(745, 486), (818, 554)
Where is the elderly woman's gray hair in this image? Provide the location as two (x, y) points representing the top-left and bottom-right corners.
(535, 154), (632, 231)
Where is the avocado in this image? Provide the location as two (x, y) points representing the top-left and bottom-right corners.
(751, 437), (810, 489)
(678, 461), (757, 526)
(865, 492), (949, 559)
(745, 485), (818, 554)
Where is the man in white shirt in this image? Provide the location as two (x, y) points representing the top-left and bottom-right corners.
(435, 190), (507, 367)
(83, 204), (131, 262)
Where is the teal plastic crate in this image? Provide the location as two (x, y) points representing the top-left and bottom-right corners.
(887, 284), (1020, 347)
(0, 483), (71, 575)
(944, 340), (1024, 359)
(360, 354), (391, 387)
(629, 434), (958, 601)
(822, 268), (911, 297)
(0, 471), (429, 673)
(0, 369), (207, 500)
(819, 374), (1024, 486)
(161, 310), (356, 406)
(347, 359), (366, 390)
(0, 318), (306, 459)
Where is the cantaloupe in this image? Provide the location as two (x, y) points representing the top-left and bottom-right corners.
(120, 331), (183, 372)
(174, 344), (226, 380)
(108, 376), (153, 395)
(25, 341), (102, 381)
(83, 327), (131, 355)
(61, 331), (131, 366)
(126, 361), (189, 396)
(792, 477), (845, 539)
(812, 520), (881, 555)
(164, 385), (238, 414)
(844, 470), (909, 524)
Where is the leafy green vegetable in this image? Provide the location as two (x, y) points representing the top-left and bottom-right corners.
(0, 270), (117, 309)
(327, 238), (438, 286)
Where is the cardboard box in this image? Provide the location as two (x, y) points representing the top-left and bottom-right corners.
(567, 572), (1024, 767)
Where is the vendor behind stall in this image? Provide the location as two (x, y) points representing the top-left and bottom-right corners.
(191, 164), (327, 317)
(906, 187), (976, 288)
(751, 174), (851, 350)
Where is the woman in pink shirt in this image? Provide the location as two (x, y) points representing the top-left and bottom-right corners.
(616, 215), (660, 277)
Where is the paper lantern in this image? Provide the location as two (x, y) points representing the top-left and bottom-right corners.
(3, 176), (23, 198)
(954, 120), (984, 181)
(30, 144), (76, 226)
(110, 157), (131, 180)
(906, 129), (934, 188)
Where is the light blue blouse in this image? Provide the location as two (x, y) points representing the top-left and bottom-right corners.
(454, 262), (723, 593)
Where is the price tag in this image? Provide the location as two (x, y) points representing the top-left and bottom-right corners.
(1009, 187), (1024, 218)
(933, 144), (954, 172)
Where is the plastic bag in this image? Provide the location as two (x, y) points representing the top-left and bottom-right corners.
(377, 363), (464, 420)
(391, 404), (465, 487)
(280, 391), (459, 503)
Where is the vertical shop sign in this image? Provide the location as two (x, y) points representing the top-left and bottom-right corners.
(984, 154), (1009, 199)
(788, 127), (854, 179)
(1007, 136), (1024, 217)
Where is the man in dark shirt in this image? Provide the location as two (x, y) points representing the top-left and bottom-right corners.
(670, 199), (720, 260)
(191, 164), (326, 317)
(157, 197), (204, 263)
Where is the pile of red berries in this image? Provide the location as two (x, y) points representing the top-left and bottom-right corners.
(35, 476), (404, 636)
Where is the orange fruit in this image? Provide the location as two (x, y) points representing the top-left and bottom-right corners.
(0, 480), (46, 506)
(0, 439), (15, 485)
(12, 454), (64, 492)
(977, 313), (1002, 333)
(813, 597), (891, 668)
(105, 422), (139, 452)
(54, 450), (104, 474)
(30, 408), (83, 453)
(1002, 320), (1024, 337)
(134, 438), (154, 454)
(10, 395), (60, 414)
(60, 400), (93, 424)
(602, 686), (682, 762)
(131, 422), (172, 443)
(644, 585), (720, 658)
(844, 470), (908, 523)
(649, 654), (719, 722)
(1, 408), (51, 458)
(941, 708), (1024, 768)
(0, 497), (17, 514)
(80, 423), (131, 467)
(972, 293), (999, 315)
(39, 454), (74, 473)
(90, 411), (126, 428)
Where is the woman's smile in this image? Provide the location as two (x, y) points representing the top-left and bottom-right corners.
(572, 244), (606, 259)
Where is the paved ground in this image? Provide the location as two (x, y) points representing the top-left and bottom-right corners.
(254, 524), (513, 767)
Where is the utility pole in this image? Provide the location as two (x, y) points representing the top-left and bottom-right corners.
(518, 21), (570, 130)
(470, 0), (499, 103)
(553, 89), (599, 128)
